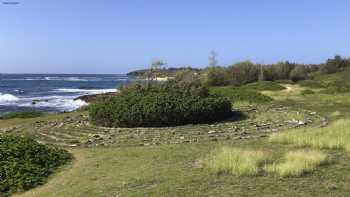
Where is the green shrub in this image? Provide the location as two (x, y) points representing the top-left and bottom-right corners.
(0, 136), (71, 195)
(290, 66), (308, 82)
(205, 67), (230, 86)
(324, 79), (350, 88)
(0, 111), (44, 120)
(301, 89), (315, 95)
(298, 80), (325, 88)
(320, 55), (347, 74)
(243, 81), (286, 91)
(227, 61), (259, 86)
(90, 82), (233, 128)
(275, 80), (295, 84)
(210, 87), (273, 103)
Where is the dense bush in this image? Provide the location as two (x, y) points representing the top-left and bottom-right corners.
(290, 66), (308, 82)
(0, 136), (71, 195)
(243, 81), (286, 91)
(200, 56), (350, 87)
(272, 62), (295, 80)
(261, 62), (295, 81)
(210, 87), (273, 103)
(227, 61), (259, 86)
(205, 67), (230, 86)
(0, 111), (44, 120)
(90, 82), (233, 127)
(320, 55), (349, 74)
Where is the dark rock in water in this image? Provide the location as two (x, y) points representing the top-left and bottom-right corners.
(75, 92), (118, 103)
(32, 99), (49, 105)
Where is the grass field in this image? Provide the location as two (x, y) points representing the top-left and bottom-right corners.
(2, 69), (350, 196)
(265, 150), (328, 177)
(13, 141), (350, 197)
(270, 119), (350, 150)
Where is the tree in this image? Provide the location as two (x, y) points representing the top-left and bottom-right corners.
(272, 61), (295, 80)
(205, 67), (229, 86)
(174, 69), (199, 83)
(208, 50), (218, 67)
(320, 55), (345, 74)
(151, 60), (166, 70)
(145, 59), (167, 82)
(227, 61), (259, 85)
(290, 65), (308, 82)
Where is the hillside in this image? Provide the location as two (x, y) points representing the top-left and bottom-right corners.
(314, 66), (350, 86)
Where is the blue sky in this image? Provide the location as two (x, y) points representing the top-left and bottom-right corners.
(1, 0), (350, 74)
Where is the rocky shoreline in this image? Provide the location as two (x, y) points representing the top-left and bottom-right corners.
(74, 92), (118, 103)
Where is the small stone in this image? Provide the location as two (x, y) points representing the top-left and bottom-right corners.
(298, 120), (306, 125)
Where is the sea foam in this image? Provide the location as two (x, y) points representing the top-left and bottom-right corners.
(0, 93), (19, 104)
(54, 88), (117, 94)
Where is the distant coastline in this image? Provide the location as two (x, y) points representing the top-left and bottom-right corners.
(0, 74), (129, 114)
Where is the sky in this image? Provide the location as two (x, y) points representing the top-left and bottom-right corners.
(1, 0), (350, 74)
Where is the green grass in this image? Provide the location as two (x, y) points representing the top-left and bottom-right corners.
(11, 141), (350, 197)
(298, 80), (326, 88)
(313, 66), (350, 87)
(0, 111), (44, 119)
(252, 109), (310, 123)
(265, 150), (328, 177)
(210, 86), (273, 103)
(243, 81), (286, 91)
(270, 119), (350, 151)
(301, 89), (316, 95)
(205, 147), (270, 176)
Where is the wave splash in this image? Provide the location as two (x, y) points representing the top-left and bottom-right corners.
(5, 76), (128, 82)
(54, 88), (117, 94)
(18, 97), (88, 112)
(0, 93), (19, 104)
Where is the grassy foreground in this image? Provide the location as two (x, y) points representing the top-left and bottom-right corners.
(15, 141), (350, 197)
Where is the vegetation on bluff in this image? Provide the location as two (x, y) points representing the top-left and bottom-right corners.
(89, 81), (233, 127)
(0, 111), (44, 120)
(0, 136), (71, 195)
(210, 86), (273, 103)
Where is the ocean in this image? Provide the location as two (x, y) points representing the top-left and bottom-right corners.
(0, 74), (132, 114)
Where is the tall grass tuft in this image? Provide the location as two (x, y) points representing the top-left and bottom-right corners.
(206, 147), (270, 177)
(265, 150), (327, 177)
(270, 119), (350, 151)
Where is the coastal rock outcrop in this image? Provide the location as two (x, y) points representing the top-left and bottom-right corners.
(74, 92), (118, 103)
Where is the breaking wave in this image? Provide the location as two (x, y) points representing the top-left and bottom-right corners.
(53, 88), (117, 94)
(0, 93), (19, 104)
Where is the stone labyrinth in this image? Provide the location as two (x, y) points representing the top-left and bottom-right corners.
(1, 105), (327, 148)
